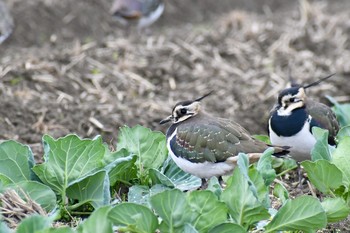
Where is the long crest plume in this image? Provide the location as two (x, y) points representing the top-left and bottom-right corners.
(303, 73), (336, 89)
(194, 91), (213, 102)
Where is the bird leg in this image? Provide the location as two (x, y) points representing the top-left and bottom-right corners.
(199, 178), (208, 190)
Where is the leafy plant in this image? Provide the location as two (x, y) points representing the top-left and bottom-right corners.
(1, 110), (350, 232)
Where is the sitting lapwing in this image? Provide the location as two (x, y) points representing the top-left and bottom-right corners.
(111, 0), (164, 30)
(160, 92), (289, 188)
(269, 74), (339, 162)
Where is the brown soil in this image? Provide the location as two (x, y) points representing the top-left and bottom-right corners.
(1, 0), (350, 231)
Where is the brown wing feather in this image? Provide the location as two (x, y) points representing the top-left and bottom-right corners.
(306, 99), (339, 144)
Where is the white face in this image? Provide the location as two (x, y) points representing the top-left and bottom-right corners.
(171, 102), (201, 123)
(278, 88), (306, 116)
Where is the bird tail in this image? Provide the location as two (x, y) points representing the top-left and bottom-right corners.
(269, 145), (290, 157)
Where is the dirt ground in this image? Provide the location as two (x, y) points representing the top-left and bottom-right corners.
(0, 0), (350, 231)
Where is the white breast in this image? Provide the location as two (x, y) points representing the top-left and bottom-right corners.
(167, 129), (235, 179)
(269, 119), (316, 161)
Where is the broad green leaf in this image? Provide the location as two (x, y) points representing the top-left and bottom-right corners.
(321, 197), (350, 223)
(327, 96), (350, 127)
(7, 181), (56, 212)
(208, 223), (246, 233)
(16, 215), (53, 233)
(248, 167), (270, 208)
(66, 170), (110, 209)
(187, 191), (228, 233)
(0, 140), (35, 183)
(106, 149), (137, 186)
(38, 227), (75, 233)
(337, 125), (350, 142)
(128, 184), (169, 207)
(256, 148), (276, 186)
(301, 160), (343, 194)
(221, 156), (269, 227)
(149, 168), (175, 188)
(265, 196), (327, 232)
(332, 137), (350, 187)
(109, 203), (158, 233)
(161, 157), (201, 191)
(183, 223), (199, 233)
(150, 189), (194, 231)
(273, 182), (289, 204)
(77, 206), (113, 233)
(238, 153), (270, 208)
(117, 125), (167, 170)
(311, 127), (332, 161)
(32, 135), (106, 197)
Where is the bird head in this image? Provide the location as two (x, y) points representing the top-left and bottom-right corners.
(276, 73), (335, 116)
(160, 92), (212, 124)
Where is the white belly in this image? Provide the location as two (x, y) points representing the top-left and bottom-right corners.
(269, 120), (316, 161)
(167, 129), (235, 178)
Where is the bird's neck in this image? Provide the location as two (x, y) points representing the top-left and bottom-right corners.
(271, 107), (309, 137)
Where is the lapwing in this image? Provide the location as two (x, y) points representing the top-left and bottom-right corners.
(111, 0), (164, 30)
(268, 74), (339, 162)
(160, 92), (289, 188)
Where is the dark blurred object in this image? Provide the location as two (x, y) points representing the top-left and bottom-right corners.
(111, 0), (164, 29)
(0, 0), (14, 44)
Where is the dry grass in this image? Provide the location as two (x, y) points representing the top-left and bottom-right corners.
(0, 189), (46, 229)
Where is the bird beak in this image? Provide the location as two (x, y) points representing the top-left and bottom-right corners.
(160, 115), (173, 124)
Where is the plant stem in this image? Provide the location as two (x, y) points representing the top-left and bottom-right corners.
(70, 211), (92, 215)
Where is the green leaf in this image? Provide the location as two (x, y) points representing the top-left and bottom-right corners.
(160, 157), (201, 191)
(337, 125), (350, 142)
(256, 148), (276, 186)
(150, 189), (194, 231)
(128, 184), (169, 207)
(32, 135), (106, 197)
(206, 177), (222, 198)
(149, 168), (175, 188)
(187, 191), (228, 233)
(0, 140), (35, 183)
(117, 125), (168, 170)
(208, 223), (246, 233)
(7, 181), (56, 212)
(265, 196), (327, 232)
(38, 227), (75, 233)
(109, 203), (158, 233)
(301, 160), (343, 194)
(77, 206), (113, 233)
(273, 182), (289, 204)
(16, 215), (53, 233)
(221, 155), (269, 227)
(326, 96), (350, 127)
(183, 224), (199, 233)
(106, 150), (137, 186)
(321, 197), (350, 223)
(332, 137), (350, 187)
(248, 167), (270, 208)
(66, 170), (110, 209)
(311, 127), (332, 161)
(252, 135), (271, 144)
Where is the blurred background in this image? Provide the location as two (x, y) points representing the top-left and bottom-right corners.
(0, 0), (349, 156)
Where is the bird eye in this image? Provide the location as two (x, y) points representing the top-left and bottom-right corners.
(290, 97), (295, 102)
(180, 108), (187, 114)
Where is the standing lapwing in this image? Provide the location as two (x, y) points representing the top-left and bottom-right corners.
(160, 92), (289, 188)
